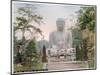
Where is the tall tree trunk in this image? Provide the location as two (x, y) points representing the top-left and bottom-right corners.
(42, 45), (48, 62)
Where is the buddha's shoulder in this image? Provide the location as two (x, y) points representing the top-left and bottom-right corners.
(50, 31), (58, 35)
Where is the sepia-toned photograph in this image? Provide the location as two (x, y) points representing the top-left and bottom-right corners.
(11, 0), (96, 74)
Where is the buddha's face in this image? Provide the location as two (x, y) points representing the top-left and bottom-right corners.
(56, 18), (65, 31)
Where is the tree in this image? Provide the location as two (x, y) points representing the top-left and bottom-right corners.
(78, 6), (96, 68)
(78, 6), (96, 32)
(14, 5), (44, 69)
(25, 39), (39, 68)
(14, 5), (43, 51)
(71, 28), (83, 60)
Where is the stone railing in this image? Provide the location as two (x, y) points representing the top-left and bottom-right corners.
(46, 48), (76, 61)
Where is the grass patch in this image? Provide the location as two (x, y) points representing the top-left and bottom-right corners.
(14, 63), (43, 73)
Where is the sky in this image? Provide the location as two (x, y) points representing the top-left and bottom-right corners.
(12, 1), (81, 41)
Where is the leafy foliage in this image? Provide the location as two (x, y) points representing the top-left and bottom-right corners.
(23, 39), (41, 69)
(14, 5), (44, 72)
(25, 40), (37, 57)
(78, 6), (96, 68)
(78, 6), (96, 32)
(14, 5), (43, 40)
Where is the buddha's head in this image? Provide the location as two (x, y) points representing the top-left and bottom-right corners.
(56, 18), (65, 31)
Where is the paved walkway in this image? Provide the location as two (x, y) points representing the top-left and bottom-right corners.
(47, 57), (89, 71)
